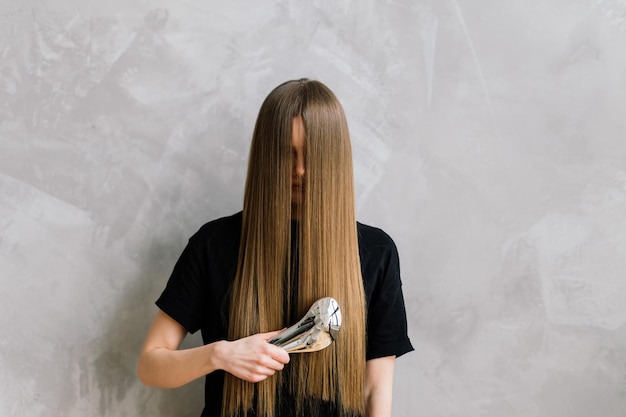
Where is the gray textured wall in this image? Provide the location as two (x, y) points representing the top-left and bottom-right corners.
(2, 1), (626, 416)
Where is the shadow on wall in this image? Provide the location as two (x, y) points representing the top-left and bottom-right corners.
(53, 8), (248, 414)
(89, 237), (205, 417)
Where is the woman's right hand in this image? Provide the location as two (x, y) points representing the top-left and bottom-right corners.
(138, 310), (290, 388)
(215, 330), (291, 383)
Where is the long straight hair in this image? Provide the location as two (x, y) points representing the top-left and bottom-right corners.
(222, 79), (366, 417)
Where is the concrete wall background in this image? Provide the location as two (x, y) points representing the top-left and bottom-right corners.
(2, 0), (626, 416)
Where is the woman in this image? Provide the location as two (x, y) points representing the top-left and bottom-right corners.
(137, 79), (413, 417)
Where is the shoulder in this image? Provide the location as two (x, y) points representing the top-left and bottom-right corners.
(356, 221), (398, 255)
(356, 221), (400, 292)
(183, 212), (243, 261)
(191, 211), (242, 242)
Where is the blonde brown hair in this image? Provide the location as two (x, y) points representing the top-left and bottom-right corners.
(223, 79), (366, 417)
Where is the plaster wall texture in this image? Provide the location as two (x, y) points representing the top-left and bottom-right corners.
(1, 1), (626, 416)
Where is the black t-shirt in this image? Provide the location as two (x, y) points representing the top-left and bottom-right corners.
(156, 212), (414, 417)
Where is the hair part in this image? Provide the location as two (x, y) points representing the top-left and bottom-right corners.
(223, 79), (366, 417)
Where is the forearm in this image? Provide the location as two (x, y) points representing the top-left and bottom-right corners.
(137, 340), (226, 388)
(364, 356), (396, 417)
(138, 308), (290, 388)
(364, 385), (393, 417)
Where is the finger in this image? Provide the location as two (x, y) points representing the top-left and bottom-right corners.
(247, 345), (287, 368)
(267, 346), (290, 364)
(259, 356), (287, 371)
(256, 338), (290, 363)
(260, 329), (286, 340)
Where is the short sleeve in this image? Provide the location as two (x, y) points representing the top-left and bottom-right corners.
(360, 225), (414, 360)
(156, 232), (208, 334)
